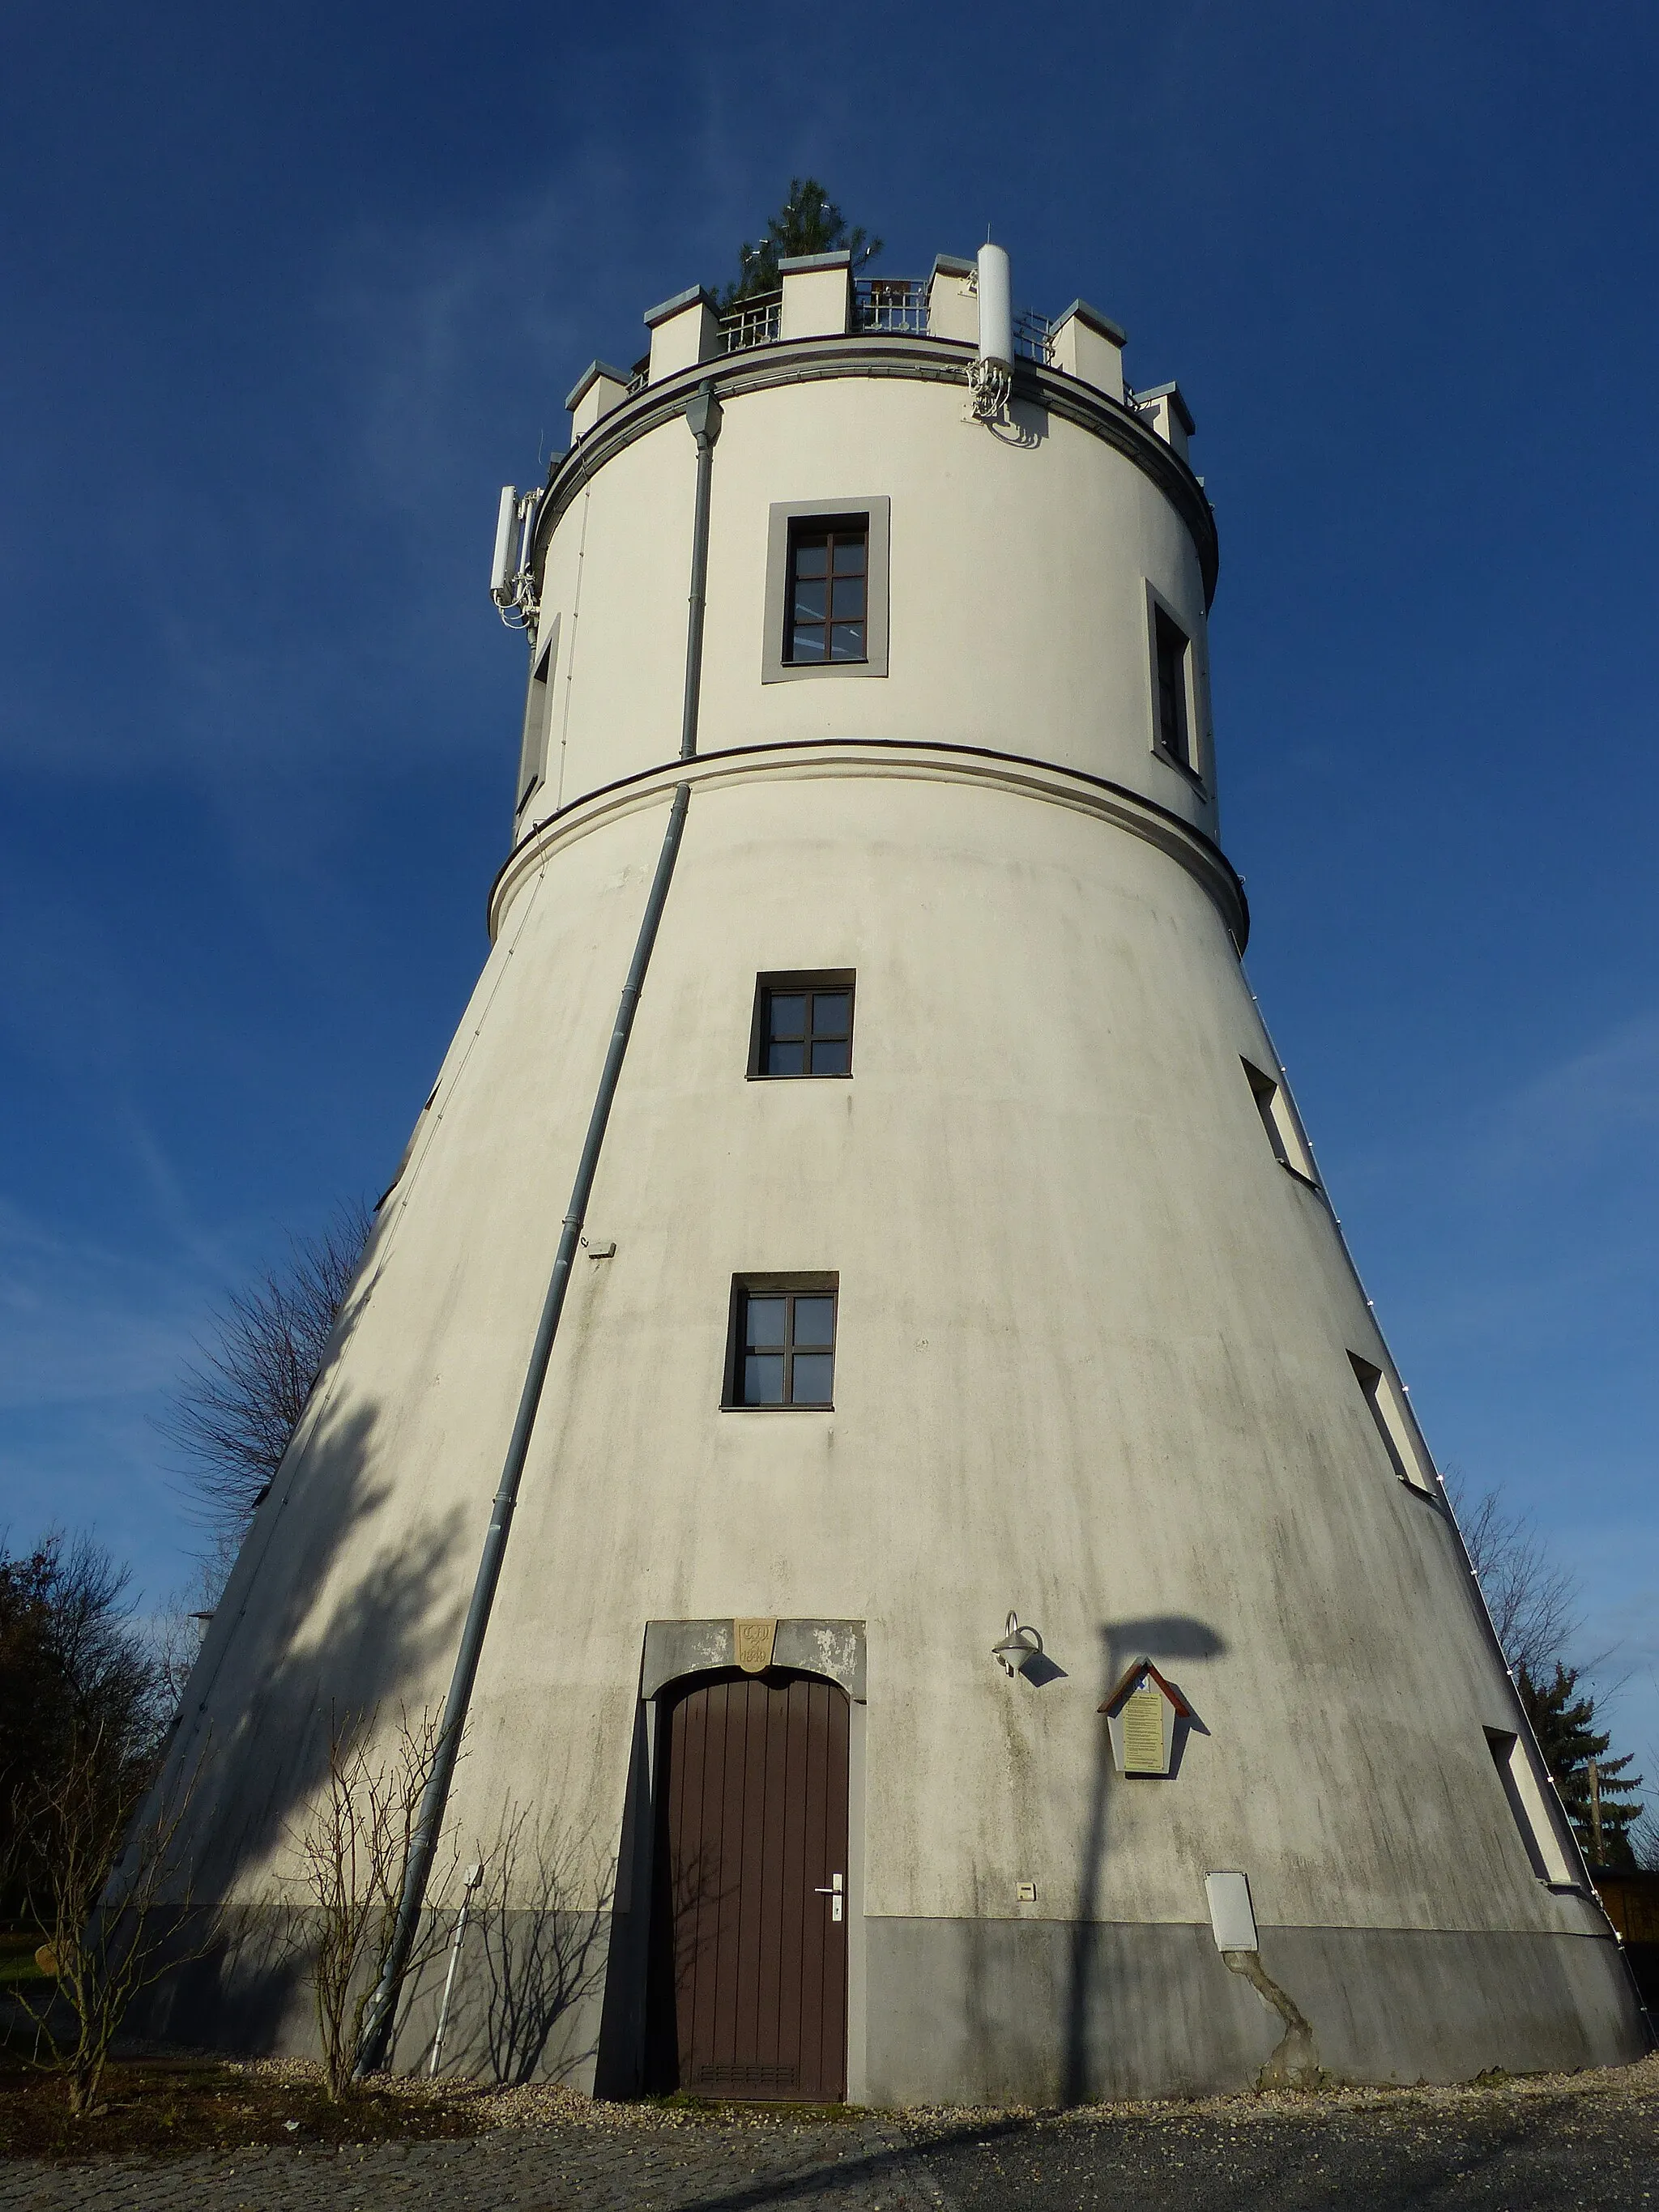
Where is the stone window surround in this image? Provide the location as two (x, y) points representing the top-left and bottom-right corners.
(763, 497), (890, 684)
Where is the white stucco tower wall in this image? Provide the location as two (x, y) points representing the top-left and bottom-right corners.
(156, 250), (1647, 2101)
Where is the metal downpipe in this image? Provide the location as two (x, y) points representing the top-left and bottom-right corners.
(357, 381), (722, 2075)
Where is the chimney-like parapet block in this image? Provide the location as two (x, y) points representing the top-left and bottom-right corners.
(645, 285), (719, 383)
(778, 250), (851, 340)
(1051, 300), (1128, 403)
(926, 254), (977, 343)
(565, 360), (632, 440)
(1136, 381), (1196, 462)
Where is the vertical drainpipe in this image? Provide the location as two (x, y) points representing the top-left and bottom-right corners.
(357, 379), (723, 2075)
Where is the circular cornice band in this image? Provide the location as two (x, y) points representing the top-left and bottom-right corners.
(489, 738), (1249, 950)
(534, 339), (1220, 610)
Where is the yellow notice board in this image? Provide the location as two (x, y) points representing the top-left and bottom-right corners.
(1122, 1684), (1168, 1774)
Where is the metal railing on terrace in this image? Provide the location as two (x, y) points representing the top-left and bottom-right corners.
(1013, 307), (1055, 366)
(710, 276), (1056, 362)
(718, 292), (781, 352)
(855, 276), (929, 335)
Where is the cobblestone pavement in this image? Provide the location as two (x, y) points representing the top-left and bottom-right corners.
(912, 2075), (1659, 2211)
(4, 2064), (1657, 2212)
(0, 2116), (950, 2212)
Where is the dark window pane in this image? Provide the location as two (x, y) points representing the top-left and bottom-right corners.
(793, 538), (829, 577)
(809, 1037), (850, 1075)
(809, 992), (850, 1037)
(832, 575), (865, 619)
(744, 1297), (787, 1350)
(832, 538), (866, 574)
(792, 578), (827, 624)
(791, 629), (826, 662)
(792, 1296), (836, 1348)
(767, 993), (807, 1039)
(744, 1353), (785, 1404)
(1155, 610), (1188, 763)
(765, 1039), (805, 1076)
(790, 1353), (834, 1403)
(829, 623), (865, 661)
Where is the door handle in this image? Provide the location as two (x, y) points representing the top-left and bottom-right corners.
(813, 1873), (845, 1922)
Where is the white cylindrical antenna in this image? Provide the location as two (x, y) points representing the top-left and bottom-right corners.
(977, 243), (1013, 369)
(490, 484), (519, 598)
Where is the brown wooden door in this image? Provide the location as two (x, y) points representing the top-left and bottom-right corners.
(647, 1670), (849, 2100)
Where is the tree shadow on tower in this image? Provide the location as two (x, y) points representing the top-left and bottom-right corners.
(140, 1385), (471, 2056)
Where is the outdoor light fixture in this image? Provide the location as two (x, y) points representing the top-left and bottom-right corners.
(992, 1612), (1045, 1678)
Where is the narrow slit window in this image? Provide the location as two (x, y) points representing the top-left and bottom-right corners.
(787, 519), (868, 666)
(1153, 606), (1192, 770)
(1486, 1728), (1576, 1885)
(748, 972), (855, 1078)
(1242, 1059), (1318, 1185)
(1348, 1352), (1435, 1494)
(516, 616), (560, 812)
(727, 1281), (837, 1408)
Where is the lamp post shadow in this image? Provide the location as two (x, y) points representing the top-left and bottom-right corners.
(1061, 1614), (1226, 2105)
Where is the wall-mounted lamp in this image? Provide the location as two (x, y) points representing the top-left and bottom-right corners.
(992, 1611), (1046, 1678)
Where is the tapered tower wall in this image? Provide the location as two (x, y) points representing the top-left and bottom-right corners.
(154, 266), (1647, 2100)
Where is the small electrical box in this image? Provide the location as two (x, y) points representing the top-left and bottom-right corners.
(1017, 1882), (1037, 1903)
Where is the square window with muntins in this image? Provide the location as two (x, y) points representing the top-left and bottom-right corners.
(787, 519), (868, 665)
(726, 1279), (838, 1408)
(762, 499), (890, 683)
(748, 971), (855, 1079)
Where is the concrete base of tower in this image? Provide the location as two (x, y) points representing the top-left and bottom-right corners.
(142, 1905), (1648, 2103)
(861, 1916), (1649, 2104)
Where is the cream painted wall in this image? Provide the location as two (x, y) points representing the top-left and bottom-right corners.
(158, 340), (1633, 2093)
(522, 367), (1217, 843)
(185, 762), (1578, 1958)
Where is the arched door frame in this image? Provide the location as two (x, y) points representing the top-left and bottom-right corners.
(633, 1619), (868, 2103)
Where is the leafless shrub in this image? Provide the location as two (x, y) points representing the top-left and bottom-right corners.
(6, 1728), (212, 2118)
(160, 1201), (371, 1554)
(465, 1805), (614, 2085)
(289, 1706), (456, 2099)
(1446, 1474), (1584, 1684)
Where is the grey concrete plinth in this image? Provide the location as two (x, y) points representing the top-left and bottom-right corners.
(864, 1916), (1647, 2104)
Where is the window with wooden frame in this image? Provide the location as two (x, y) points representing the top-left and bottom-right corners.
(1348, 1351), (1436, 1495)
(786, 518), (868, 665)
(1242, 1058), (1319, 1186)
(1485, 1728), (1577, 1886)
(748, 971), (855, 1079)
(762, 499), (889, 683)
(515, 614), (560, 814)
(725, 1279), (838, 1408)
(1153, 603), (1192, 771)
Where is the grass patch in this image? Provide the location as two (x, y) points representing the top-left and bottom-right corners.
(0, 1935), (49, 1993)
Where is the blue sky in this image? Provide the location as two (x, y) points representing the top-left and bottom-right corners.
(2, 2), (1655, 1783)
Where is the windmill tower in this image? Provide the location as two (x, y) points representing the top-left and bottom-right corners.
(158, 242), (1646, 2103)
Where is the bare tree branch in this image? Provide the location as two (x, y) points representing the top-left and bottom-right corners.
(158, 1201), (371, 1555)
(1445, 1473), (1584, 1683)
(289, 1706), (458, 2099)
(6, 1727), (215, 2117)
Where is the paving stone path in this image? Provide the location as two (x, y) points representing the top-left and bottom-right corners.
(0, 2116), (951, 2212)
(4, 2065), (1657, 2211)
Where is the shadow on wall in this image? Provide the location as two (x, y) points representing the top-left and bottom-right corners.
(142, 1383), (471, 2054)
(1063, 1614), (1227, 2106)
(412, 1802), (616, 2086)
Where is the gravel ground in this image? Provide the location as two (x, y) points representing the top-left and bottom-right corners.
(2, 2056), (1654, 2211)
(907, 2058), (1659, 2210)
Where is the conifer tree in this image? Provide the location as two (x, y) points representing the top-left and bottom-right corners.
(1520, 1661), (1644, 1867)
(721, 179), (883, 308)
